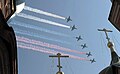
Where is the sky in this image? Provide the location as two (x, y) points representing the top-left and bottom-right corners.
(8, 0), (120, 74)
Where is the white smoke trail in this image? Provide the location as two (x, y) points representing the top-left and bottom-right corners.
(14, 29), (70, 44)
(16, 36), (87, 55)
(10, 20), (69, 37)
(17, 13), (70, 28)
(24, 6), (65, 20)
(18, 42), (89, 61)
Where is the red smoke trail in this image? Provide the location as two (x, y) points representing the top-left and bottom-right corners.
(16, 36), (87, 55)
(18, 43), (56, 55)
(18, 42), (89, 61)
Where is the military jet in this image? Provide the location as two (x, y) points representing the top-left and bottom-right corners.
(76, 35), (82, 41)
(81, 43), (87, 49)
(71, 25), (77, 31)
(86, 52), (92, 57)
(90, 59), (96, 63)
(66, 16), (72, 22)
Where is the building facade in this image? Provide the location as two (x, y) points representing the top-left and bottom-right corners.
(0, 0), (16, 21)
(0, 0), (17, 74)
(108, 0), (120, 31)
(105, 0), (120, 73)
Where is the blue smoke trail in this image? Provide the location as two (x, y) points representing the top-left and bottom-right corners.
(14, 28), (70, 44)
(9, 20), (69, 37)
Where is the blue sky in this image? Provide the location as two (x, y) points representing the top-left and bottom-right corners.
(8, 0), (120, 74)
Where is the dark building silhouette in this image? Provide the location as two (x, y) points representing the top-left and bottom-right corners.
(98, 28), (120, 74)
(106, 0), (120, 73)
(0, 0), (16, 21)
(99, 65), (120, 74)
(108, 0), (120, 31)
(0, 0), (18, 74)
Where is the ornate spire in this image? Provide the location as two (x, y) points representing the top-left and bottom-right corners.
(98, 28), (119, 65)
(49, 53), (69, 74)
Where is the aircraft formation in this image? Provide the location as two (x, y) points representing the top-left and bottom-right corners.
(15, 5), (96, 63)
(66, 16), (96, 63)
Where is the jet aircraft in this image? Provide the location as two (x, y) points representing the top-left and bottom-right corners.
(66, 16), (72, 22)
(86, 52), (92, 57)
(90, 59), (96, 63)
(71, 25), (77, 31)
(81, 43), (87, 49)
(76, 35), (82, 41)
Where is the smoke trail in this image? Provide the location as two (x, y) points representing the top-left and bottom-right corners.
(18, 42), (89, 61)
(17, 13), (70, 28)
(10, 20), (69, 37)
(14, 29), (70, 44)
(18, 42), (57, 55)
(16, 36), (87, 55)
(24, 6), (65, 20)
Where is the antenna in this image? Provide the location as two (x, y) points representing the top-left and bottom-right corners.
(49, 53), (69, 74)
